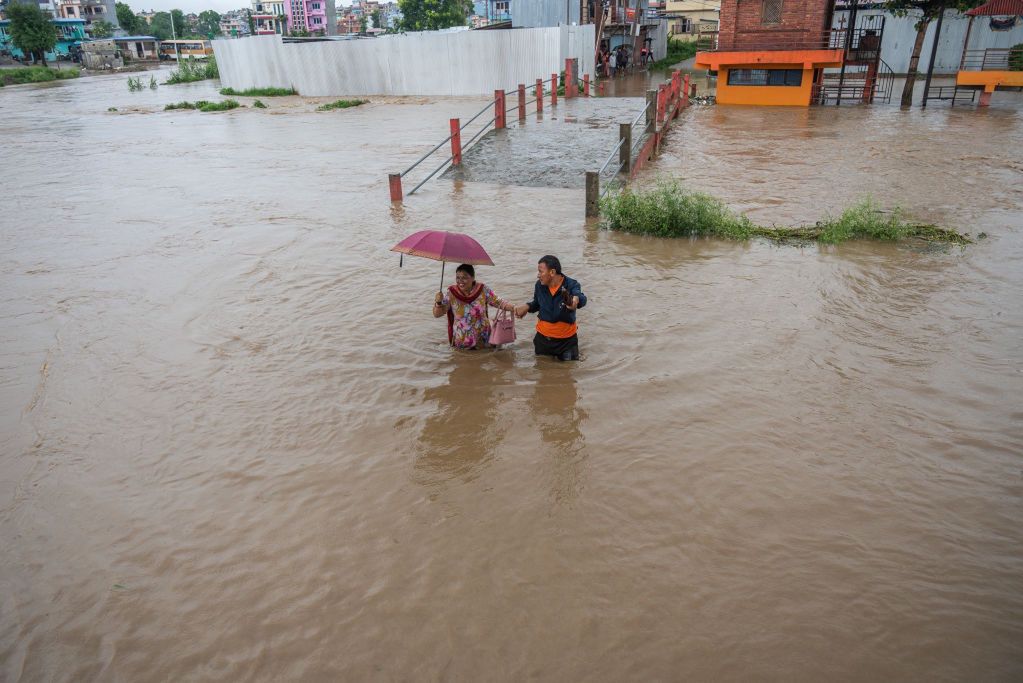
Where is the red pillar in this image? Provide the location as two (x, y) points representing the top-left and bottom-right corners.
(551, 73), (558, 105)
(978, 89), (992, 106)
(583, 73), (590, 97)
(388, 173), (402, 202)
(495, 89), (506, 129)
(565, 58), (574, 98)
(599, 82), (605, 96)
(536, 78), (543, 111)
(656, 84), (667, 124)
(518, 83), (526, 120)
(449, 118), (461, 165)
(683, 74), (691, 105)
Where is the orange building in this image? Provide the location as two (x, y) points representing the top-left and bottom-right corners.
(955, 0), (1023, 106)
(695, 0), (878, 106)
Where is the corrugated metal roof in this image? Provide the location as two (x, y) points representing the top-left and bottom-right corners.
(966, 0), (1023, 16)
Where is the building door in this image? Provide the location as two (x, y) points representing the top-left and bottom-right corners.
(135, 42), (143, 58)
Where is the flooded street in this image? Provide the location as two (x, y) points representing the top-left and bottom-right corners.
(1, 68), (1022, 681)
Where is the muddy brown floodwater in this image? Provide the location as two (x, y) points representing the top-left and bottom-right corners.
(1, 68), (1022, 681)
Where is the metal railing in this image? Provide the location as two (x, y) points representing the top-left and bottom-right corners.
(960, 48), (1023, 72)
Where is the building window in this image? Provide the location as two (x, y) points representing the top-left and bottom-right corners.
(762, 0), (783, 26)
(313, 17), (321, 24)
(311, 2), (320, 8)
(727, 68), (802, 87)
(494, 1), (509, 12)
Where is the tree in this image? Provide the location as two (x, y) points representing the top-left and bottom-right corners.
(150, 11), (172, 41)
(371, 9), (383, 30)
(879, 1), (984, 107)
(246, 9), (255, 35)
(91, 19), (115, 38)
(115, 2), (140, 34)
(171, 9), (187, 39)
(6, 3), (57, 66)
(197, 10), (221, 38)
(397, 0), (473, 31)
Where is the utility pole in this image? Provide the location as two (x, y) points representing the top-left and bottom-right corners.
(922, 5), (946, 108)
(171, 8), (180, 61)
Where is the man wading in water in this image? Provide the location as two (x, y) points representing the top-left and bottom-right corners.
(514, 255), (587, 361)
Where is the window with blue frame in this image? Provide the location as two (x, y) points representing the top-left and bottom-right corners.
(727, 68), (803, 86)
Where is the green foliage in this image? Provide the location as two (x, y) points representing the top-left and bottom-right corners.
(115, 3), (142, 34)
(150, 12), (172, 40)
(1009, 44), (1023, 71)
(149, 75), (158, 89)
(600, 182), (756, 240)
(5, 3), (58, 65)
(108, 107), (118, 111)
(165, 56), (219, 84)
(0, 66), (79, 86)
(252, 99), (267, 108)
(91, 19), (115, 38)
(648, 39), (698, 70)
(599, 182), (970, 244)
(397, 0), (472, 31)
(316, 99), (369, 111)
(127, 76), (144, 91)
(164, 99), (241, 112)
(219, 86), (296, 96)
(197, 10), (222, 38)
(171, 9), (187, 38)
(371, 9), (384, 30)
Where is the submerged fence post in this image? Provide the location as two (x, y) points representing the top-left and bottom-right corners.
(683, 73), (691, 106)
(551, 73), (558, 106)
(536, 78), (543, 112)
(494, 89), (506, 129)
(657, 84), (667, 125)
(583, 73), (590, 97)
(646, 89), (657, 131)
(518, 83), (526, 120)
(449, 118), (462, 166)
(388, 173), (403, 203)
(619, 123), (632, 176)
(585, 171), (599, 218)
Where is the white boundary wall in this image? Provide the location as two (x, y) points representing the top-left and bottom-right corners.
(214, 26), (596, 96)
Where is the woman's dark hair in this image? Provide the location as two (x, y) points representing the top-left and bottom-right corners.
(538, 255), (562, 275)
(456, 263), (475, 278)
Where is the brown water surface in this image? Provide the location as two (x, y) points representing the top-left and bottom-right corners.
(1, 69), (1022, 681)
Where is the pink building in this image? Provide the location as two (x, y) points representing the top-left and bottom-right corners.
(288, 0), (330, 35)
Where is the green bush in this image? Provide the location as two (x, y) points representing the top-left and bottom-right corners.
(164, 99), (241, 112)
(1009, 43), (1023, 71)
(0, 66), (79, 86)
(252, 99), (267, 108)
(649, 39), (699, 70)
(600, 182), (970, 244)
(165, 56), (219, 84)
(316, 98), (368, 111)
(219, 86), (296, 96)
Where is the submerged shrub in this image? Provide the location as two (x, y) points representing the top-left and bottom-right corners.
(163, 99), (241, 112)
(220, 86), (295, 96)
(600, 182), (970, 244)
(252, 99), (267, 108)
(316, 98), (368, 111)
(165, 56), (219, 84)
(600, 181), (755, 240)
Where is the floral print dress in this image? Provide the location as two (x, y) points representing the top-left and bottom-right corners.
(442, 285), (510, 349)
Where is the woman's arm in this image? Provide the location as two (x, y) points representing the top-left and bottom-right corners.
(432, 292), (447, 318)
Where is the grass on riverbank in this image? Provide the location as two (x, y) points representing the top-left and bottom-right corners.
(165, 56), (218, 84)
(316, 98), (368, 111)
(600, 182), (971, 244)
(164, 99), (241, 112)
(649, 39), (699, 70)
(219, 86), (296, 97)
(1, 66), (80, 86)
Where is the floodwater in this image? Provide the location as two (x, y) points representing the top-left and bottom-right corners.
(1, 68), (1022, 681)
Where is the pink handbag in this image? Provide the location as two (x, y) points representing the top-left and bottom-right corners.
(489, 307), (516, 345)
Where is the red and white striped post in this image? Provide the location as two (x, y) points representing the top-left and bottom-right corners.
(551, 73), (558, 106)
(536, 78), (544, 112)
(449, 118), (462, 165)
(518, 83), (526, 120)
(388, 173), (402, 202)
(494, 89), (506, 129)
(583, 73), (590, 97)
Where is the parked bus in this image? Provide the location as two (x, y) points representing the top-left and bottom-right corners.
(159, 40), (214, 60)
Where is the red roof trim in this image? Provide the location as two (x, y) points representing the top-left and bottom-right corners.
(966, 0), (1023, 16)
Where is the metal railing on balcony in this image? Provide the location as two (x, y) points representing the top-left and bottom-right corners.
(960, 48), (1023, 72)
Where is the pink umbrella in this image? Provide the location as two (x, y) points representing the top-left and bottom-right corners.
(391, 230), (494, 292)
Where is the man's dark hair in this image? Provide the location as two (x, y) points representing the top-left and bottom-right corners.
(456, 263), (475, 278)
(538, 255), (562, 275)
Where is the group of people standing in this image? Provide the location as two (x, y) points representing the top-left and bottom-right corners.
(432, 255), (587, 362)
(600, 44), (653, 78)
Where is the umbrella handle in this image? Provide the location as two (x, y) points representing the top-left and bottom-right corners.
(439, 262), (445, 294)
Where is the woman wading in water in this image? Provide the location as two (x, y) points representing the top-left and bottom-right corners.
(433, 264), (515, 349)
